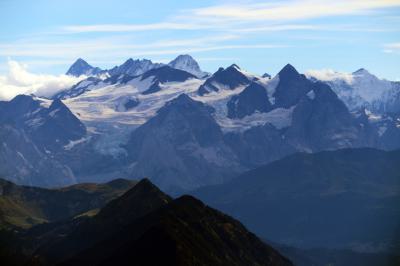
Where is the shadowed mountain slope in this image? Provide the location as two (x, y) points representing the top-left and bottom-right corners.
(193, 148), (400, 251)
(17, 179), (293, 266)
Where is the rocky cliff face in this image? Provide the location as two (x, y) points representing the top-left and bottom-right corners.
(125, 94), (242, 191)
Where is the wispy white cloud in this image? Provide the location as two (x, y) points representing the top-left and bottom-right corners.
(0, 34), (286, 69)
(149, 34), (239, 47)
(62, 22), (210, 33)
(61, 21), (322, 35)
(233, 24), (319, 33)
(0, 34), (238, 58)
(60, 1), (400, 34)
(188, 0), (400, 22)
(0, 60), (84, 100)
(383, 42), (400, 53)
(119, 44), (289, 57)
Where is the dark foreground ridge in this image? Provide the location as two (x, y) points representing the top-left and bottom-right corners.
(0, 178), (293, 266)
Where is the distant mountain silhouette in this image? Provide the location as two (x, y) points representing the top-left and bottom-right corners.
(193, 148), (400, 252)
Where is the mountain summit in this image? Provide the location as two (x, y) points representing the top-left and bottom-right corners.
(273, 63), (311, 108)
(168, 54), (207, 78)
(278, 63), (300, 77)
(197, 64), (251, 95)
(66, 58), (102, 77)
(25, 179), (293, 266)
(108, 58), (163, 76)
(352, 68), (370, 75)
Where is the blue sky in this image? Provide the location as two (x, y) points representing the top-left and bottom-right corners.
(0, 0), (400, 80)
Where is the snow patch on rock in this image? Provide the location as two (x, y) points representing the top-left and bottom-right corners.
(216, 106), (295, 133)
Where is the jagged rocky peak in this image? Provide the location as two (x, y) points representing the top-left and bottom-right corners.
(124, 58), (134, 64)
(262, 73), (272, 79)
(273, 64), (312, 108)
(163, 93), (198, 109)
(351, 67), (380, 80)
(278, 63), (300, 78)
(9, 94), (38, 106)
(121, 58), (152, 69)
(141, 93), (216, 127)
(1, 94), (42, 119)
(353, 68), (371, 75)
(108, 58), (163, 77)
(154, 94), (217, 122)
(35, 98), (87, 149)
(73, 58), (88, 65)
(140, 66), (197, 95)
(124, 178), (170, 201)
(229, 63), (241, 70)
(66, 58), (102, 77)
(97, 178), (172, 221)
(213, 64), (243, 76)
(197, 63), (250, 95)
(168, 54), (207, 78)
(0, 95), (45, 120)
(117, 58), (136, 70)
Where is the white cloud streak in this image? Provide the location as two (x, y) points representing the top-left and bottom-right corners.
(0, 35), (286, 65)
(383, 42), (400, 53)
(61, 0), (400, 33)
(0, 34), (238, 57)
(305, 69), (354, 83)
(189, 0), (400, 22)
(63, 22), (210, 33)
(0, 60), (84, 100)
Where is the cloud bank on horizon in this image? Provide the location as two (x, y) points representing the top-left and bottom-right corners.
(0, 60), (84, 100)
(0, 0), (399, 99)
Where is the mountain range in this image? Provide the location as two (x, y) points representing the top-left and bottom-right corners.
(65, 54), (207, 79)
(0, 55), (399, 192)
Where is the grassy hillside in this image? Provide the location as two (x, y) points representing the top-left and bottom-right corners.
(0, 178), (137, 229)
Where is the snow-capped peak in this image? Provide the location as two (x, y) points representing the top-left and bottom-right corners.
(350, 68), (393, 103)
(262, 73), (271, 79)
(352, 68), (370, 75)
(168, 54), (207, 78)
(229, 64), (241, 70)
(108, 58), (163, 77)
(306, 68), (399, 113)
